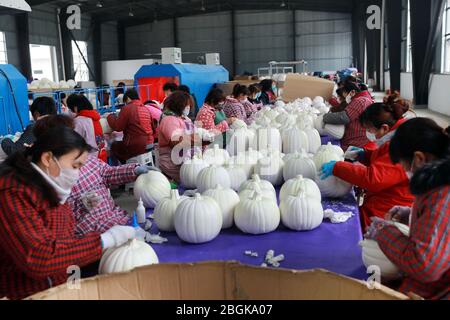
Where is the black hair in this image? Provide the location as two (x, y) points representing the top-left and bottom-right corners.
(232, 84), (250, 98)
(178, 85), (191, 94)
(29, 96), (57, 117)
(164, 91), (192, 116)
(0, 126), (92, 207)
(33, 114), (75, 138)
(389, 118), (450, 165)
(205, 88), (225, 106)
(359, 102), (409, 129)
(249, 84), (261, 95)
(66, 94), (94, 112)
(143, 100), (159, 106)
(336, 87), (345, 99)
(123, 88), (140, 101)
(259, 79), (275, 93)
(117, 82), (126, 87)
(342, 81), (361, 94)
(163, 82), (178, 92)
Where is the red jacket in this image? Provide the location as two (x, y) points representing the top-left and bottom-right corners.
(333, 119), (414, 230)
(107, 99), (154, 157)
(0, 173), (102, 299)
(79, 109), (107, 162)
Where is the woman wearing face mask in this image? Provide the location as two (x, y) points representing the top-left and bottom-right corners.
(0, 126), (136, 299)
(223, 84), (256, 125)
(366, 118), (449, 300)
(259, 79), (277, 105)
(323, 82), (374, 151)
(107, 89), (155, 163)
(248, 84), (263, 108)
(320, 101), (414, 231)
(159, 91), (200, 182)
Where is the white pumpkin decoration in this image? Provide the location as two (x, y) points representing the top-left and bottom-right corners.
(265, 108), (279, 121)
(239, 174), (276, 194)
(239, 183), (277, 203)
(203, 144), (230, 166)
(280, 190), (324, 231)
(282, 126), (309, 154)
(314, 115), (345, 139)
(254, 153), (284, 187)
(227, 126), (255, 156)
(234, 189), (280, 235)
(283, 150), (317, 181)
(274, 100), (286, 109)
(314, 114), (327, 135)
(203, 184), (240, 229)
(100, 118), (113, 134)
(315, 176), (352, 198)
(317, 142), (345, 158)
(180, 154), (209, 189)
(197, 165), (231, 193)
(134, 171), (171, 208)
(153, 189), (184, 232)
(99, 239), (159, 275)
(360, 223), (410, 280)
(280, 175), (321, 203)
(230, 119), (247, 130)
(313, 96), (324, 104)
(223, 164), (247, 192)
(67, 79), (77, 88)
(313, 147), (342, 170)
(252, 126), (282, 152)
(174, 193), (222, 243)
(303, 126), (321, 154)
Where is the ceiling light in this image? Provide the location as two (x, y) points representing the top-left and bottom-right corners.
(280, 1), (286, 8)
(96, 1), (103, 8)
(201, 0), (206, 11)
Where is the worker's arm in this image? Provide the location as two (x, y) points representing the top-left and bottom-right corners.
(323, 111), (351, 125)
(375, 187), (450, 283)
(1, 124), (36, 155)
(0, 187), (102, 280)
(195, 108), (229, 134)
(106, 106), (130, 132)
(100, 161), (138, 187)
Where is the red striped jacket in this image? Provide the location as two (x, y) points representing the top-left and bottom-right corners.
(375, 185), (450, 300)
(0, 173), (102, 300)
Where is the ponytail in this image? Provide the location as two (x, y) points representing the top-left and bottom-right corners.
(383, 91), (412, 119)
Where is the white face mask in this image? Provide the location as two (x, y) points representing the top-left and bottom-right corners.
(183, 106), (190, 116)
(345, 94), (352, 104)
(48, 157), (80, 202)
(406, 157), (416, 180)
(366, 131), (377, 142)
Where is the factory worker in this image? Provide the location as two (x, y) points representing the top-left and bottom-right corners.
(162, 82), (178, 102)
(320, 99), (414, 231)
(144, 100), (163, 142)
(0, 126), (136, 299)
(158, 91), (199, 182)
(248, 84), (263, 109)
(178, 84), (198, 119)
(31, 115), (157, 236)
(114, 82), (126, 105)
(322, 82), (373, 151)
(367, 118), (450, 300)
(107, 89), (155, 163)
(223, 84), (257, 125)
(259, 79), (277, 105)
(67, 94), (107, 162)
(1, 97), (57, 156)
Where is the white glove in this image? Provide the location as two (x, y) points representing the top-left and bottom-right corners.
(101, 225), (136, 249)
(195, 128), (215, 142)
(344, 146), (364, 161)
(385, 206), (411, 224)
(145, 232), (168, 244)
(81, 191), (102, 211)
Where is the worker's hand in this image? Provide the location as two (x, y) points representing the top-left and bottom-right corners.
(134, 164), (161, 176)
(101, 225), (136, 249)
(227, 117), (237, 125)
(344, 146), (365, 161)
(385, 206), (411, 224)
(320, 161), (337, 180)
(81, 191), (102, 211)
(364, 217), (391, 240)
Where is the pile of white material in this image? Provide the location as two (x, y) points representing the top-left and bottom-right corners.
(28, 78), (77, 91)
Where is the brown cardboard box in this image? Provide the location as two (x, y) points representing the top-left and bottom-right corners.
(216, 81), (260, 96)
(26, 261), (408, 300)
(282, 74), (335, 102)
(234, 75), (259, 81)
(112, 79), (135, 87)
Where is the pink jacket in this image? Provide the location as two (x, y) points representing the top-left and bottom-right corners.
(223, 97), (256, 125)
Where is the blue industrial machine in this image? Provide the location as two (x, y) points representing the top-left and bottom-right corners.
(0, 64), (29, 135)
(134, 64), (229, 113)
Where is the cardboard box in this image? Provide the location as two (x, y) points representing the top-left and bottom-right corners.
(216, 81), (260, 96)
(112, 79), (134, 87)
(26, 261), (408, 300)
(234, 75), (259, 81)
(282, 74), (335, 102)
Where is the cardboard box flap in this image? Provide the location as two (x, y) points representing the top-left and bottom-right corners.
(282, 74), (335, 102)
(26, 261), (409, 300)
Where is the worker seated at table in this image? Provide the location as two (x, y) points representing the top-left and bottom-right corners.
(320, 98), (414, 231)
(107, 89), (155, 163)
(259, 79), (277, 105)
(0, 125), (136, 299)
(366, 118), (450, 300)
(223, 84), (258, 125)
(162, 82), (178, 105)
(1, 96), (57, 157)
(158, 91), (200, 183)
(66, 94), (107, 162)
(248, 83), (263, 109)
(322, 81), (374, 151)
(178, 84), (198, 120)
(32, 115), (157, 236)
(144, 100), (162, 142)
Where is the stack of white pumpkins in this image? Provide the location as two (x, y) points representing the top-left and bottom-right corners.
(28, 78), (77, 91)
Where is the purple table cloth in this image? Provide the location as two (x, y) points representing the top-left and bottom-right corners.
(145, 188), (368, 281)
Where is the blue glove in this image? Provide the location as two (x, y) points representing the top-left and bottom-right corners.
(320, 161), (337, 180)
(344, 146), (365, 161)
(134, 165), (161, 176)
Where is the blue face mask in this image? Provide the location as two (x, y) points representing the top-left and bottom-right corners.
(272, 85), (277, 93)
(255, 92), (262, 100)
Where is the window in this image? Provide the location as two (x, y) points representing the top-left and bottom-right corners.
(0, 31), (8, 64)
(442, 0), (450, 73)
(29, 44), (59, 81)
(406, 0), (412, 72)
(72, 40), (89, 81)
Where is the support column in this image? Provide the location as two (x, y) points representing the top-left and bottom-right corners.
(231, 10), (237, 78)
(15, 13), (32, 80)
(59, 7), (74, 79)
(93, 20), (102, 85)
(117, 22), (126, 60)
(386, 0), (402, 92)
